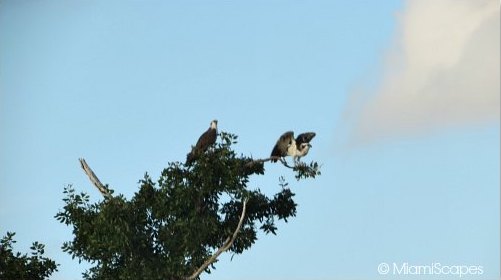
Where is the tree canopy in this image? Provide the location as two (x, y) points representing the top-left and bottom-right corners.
(0, 232), (58, 280)
(55, 132), (320, 280)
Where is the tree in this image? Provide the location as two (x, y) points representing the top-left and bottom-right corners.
(0, 232), (58, 280)
(55, 132), (320, 280)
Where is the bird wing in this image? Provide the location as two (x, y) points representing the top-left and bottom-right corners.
(195, 127), (217, 152)
(295, 132), (316, 146)
(271, 131), (294, 160)
(186, 124), (217, 165)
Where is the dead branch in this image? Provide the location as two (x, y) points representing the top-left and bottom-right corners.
(186, 198), (249, 280)
(79, 158), (112, 199)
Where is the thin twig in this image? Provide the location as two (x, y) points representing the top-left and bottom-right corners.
(279, 158), (294, 169)
(79, 158), (112, 199)
(186, 198), (249, 280)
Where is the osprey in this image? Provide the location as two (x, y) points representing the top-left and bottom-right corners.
(186, 120), (218, 164)
(270, 131), (316, 163)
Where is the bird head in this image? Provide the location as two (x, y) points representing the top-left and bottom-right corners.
(300, 142), (312, 150)
(210, 120), (218, 129)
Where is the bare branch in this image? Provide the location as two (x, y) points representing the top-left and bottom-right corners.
(79, 158), (112, 199)
(186, 198), (249, 280)
(244, 156), (294, 169)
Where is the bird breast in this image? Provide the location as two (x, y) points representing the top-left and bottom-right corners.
(296, 145), (310, 157)
(286, 139), (297, 156)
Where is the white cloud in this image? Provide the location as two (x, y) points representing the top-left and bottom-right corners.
(346, 0), (500, 144)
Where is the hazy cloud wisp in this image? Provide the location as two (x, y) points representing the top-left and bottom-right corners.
(346, 0), (500, 144)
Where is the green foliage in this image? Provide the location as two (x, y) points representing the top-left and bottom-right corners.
(0, 232), (58, 280)
(55, 132), (320, 280)
(293, 161), (321, 180)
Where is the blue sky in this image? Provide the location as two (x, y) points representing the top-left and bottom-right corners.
(1, 1), (499, 280)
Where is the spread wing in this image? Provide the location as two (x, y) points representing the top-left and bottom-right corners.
(271, 131), (294, 162)
(295, 132), (316, 147)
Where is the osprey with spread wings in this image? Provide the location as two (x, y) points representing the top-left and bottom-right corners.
(270, 131), (316, 163)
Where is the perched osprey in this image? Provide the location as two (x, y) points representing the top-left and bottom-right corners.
(186, 120), (218, 164)
(270, 131), (316, 163)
